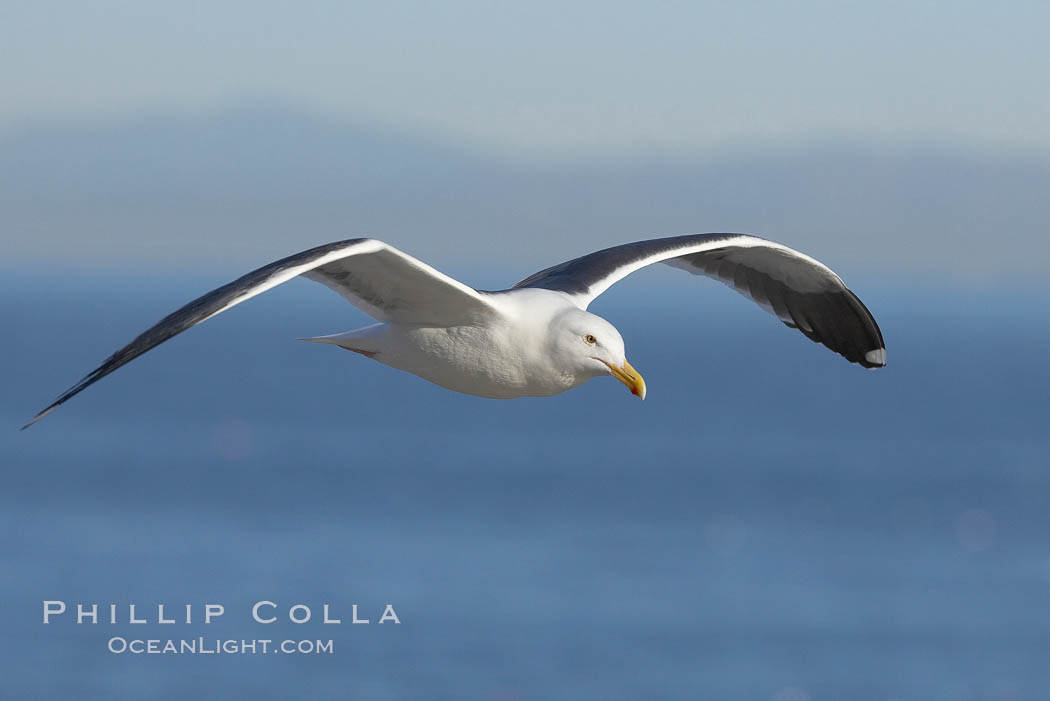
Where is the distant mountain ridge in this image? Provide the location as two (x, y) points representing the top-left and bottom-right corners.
(3, 106), (1048, 277)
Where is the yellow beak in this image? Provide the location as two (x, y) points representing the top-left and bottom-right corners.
(603, 358), (646, 399)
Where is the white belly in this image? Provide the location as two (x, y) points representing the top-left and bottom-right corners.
(355, 322), (579, 399)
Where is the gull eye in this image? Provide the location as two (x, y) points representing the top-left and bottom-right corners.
(584, 334), (597, 345)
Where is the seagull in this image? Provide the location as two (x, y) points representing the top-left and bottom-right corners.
(23, 234), (885, 428)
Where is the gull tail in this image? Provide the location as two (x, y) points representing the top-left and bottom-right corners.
(296, 324), (384, 356)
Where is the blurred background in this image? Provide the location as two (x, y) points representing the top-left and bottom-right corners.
(2, 2), (1048, 699)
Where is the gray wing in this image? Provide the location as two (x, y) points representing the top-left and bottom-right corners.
(514, 233), (886, 369)
(24, 238), (498, 428)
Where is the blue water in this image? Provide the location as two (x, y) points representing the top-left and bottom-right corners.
(1, 269), (1048, 700)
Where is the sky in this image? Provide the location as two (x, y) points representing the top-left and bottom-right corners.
(4, 1), (1049, 158)
(1, 1), (1048, 276)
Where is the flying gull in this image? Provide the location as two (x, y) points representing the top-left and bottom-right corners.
(24, 234), (885, 428)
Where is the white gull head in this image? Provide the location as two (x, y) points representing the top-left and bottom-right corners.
(543, 306), (645, 399)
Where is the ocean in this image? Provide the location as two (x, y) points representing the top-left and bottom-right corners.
(1, 268), (1047, 700)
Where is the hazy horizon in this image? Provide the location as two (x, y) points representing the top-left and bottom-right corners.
(3, 104), (1048, 281)
(6, 2), (1047, 281)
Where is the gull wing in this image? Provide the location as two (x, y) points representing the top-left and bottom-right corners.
(25, 238), (498, 427)
(514, 233), (886, 369)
